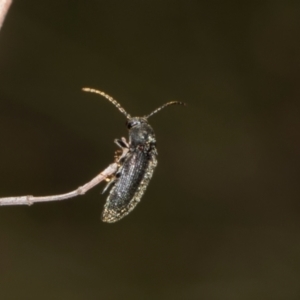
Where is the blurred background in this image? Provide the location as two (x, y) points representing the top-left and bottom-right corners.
(0, 1), (299, 299)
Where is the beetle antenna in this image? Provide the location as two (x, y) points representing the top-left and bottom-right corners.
(146, 101), (186, 119)
(82, 88), (131, 119)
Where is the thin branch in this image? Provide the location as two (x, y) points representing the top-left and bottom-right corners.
(0, 139), (129, 206)
(0, 0), (12, 30)
(0, 164), (117, 206)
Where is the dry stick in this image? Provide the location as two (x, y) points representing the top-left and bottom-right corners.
(0, 140), (129, 206)
(0, 163), (117, 206)
(0, 0), (12, 30)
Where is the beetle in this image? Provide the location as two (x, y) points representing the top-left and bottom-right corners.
(83, 88), (186, 223)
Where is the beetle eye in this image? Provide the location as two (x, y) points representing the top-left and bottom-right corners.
(126, 120), (133, 129)
(126, 120), (139, 129)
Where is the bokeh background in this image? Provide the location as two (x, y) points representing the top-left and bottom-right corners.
(0, 1), (300, 299)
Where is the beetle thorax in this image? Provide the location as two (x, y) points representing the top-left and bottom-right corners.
(127, 117), (156, 147)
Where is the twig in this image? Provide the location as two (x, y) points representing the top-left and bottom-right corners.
(0, 139), (129, 206)
(0, 0), (12, 30)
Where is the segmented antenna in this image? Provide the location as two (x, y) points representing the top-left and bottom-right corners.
(82, 88), (131, 119)
(146, 101), (186, 119)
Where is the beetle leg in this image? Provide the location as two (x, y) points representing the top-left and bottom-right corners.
(114, 137), (129, 149)
(102, 175), (117, 194)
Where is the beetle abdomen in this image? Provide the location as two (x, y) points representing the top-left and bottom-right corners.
(102, 147), (157, 223)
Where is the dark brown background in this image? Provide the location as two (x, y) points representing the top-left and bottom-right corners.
(0, 1), (299, 299)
